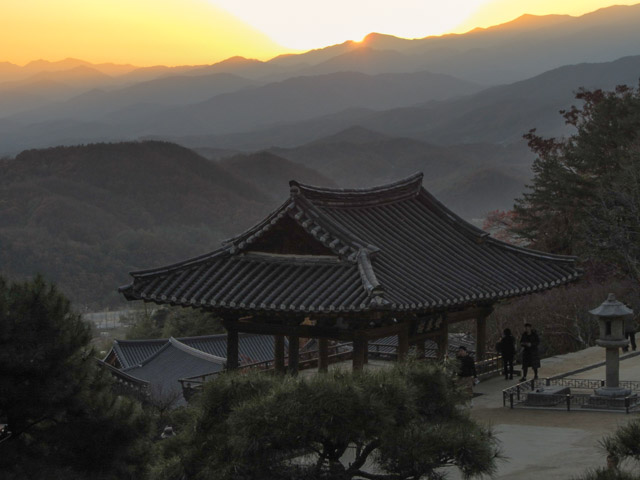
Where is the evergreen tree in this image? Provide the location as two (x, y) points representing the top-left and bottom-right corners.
(0, 275), (152, 479)
(155, 361), (499, 480)
(514, 83), (640, 278)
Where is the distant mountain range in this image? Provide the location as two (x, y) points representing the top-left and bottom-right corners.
(2, 3), (640, 308)
(2, 3), (640, 155)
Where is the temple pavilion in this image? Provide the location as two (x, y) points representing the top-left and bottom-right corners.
(119, 173), (581, 374)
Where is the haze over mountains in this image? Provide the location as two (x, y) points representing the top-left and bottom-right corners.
(2, 3), (640, 155)
(2, 3), (640, 307)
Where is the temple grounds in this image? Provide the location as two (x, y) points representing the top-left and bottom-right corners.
(309, 347), (640, 479)
(469, 347), (640, 479)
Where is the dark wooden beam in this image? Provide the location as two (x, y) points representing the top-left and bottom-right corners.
(397, 326), (409, 361)
(353, 336), (366, 371)
(446, 305), (493, 324)
(228, 320), (354, 341)
(225, 318), (410, 342)
(436, 322), (448, 361)
(226, 326), (239, 371)
(476, 314), (488, 361)
(288, 335), (299, 376)
(274, 335), (285, 373)
(318, 338), (329, 372)
(361, 323), (405, 340)
(362, 339), (369, 364)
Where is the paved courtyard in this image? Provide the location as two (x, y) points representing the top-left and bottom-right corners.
(469, 347), (640, 479)
(304, 346), (640, 478)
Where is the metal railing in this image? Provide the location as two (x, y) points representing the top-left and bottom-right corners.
(179, 344), (501, 399)
(503, 377), (640, 413)
(179, 342), (353, 393)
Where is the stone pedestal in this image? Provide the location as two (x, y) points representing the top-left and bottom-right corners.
(525, 386), (570, 406)
(594, 339), (631, 396)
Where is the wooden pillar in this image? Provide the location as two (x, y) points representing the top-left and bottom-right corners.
(274, 335), (285, 374)
(288, 335), (299, 375)
(397, 326), (409, 361)
(436, 320), (449, 361)
(353, 336), (366, 371)
(416, 340), (426, 359)
(318, 338), (329, 372)
(363, 339), (369, 364)
(476, 315), (487, 361)
(226, 325), (239, 371)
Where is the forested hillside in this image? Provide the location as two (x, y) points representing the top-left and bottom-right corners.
(0, 141), (278, 308)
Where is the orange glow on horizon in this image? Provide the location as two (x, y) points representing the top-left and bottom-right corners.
(1, 0), (290, 67)
(454, 0), (640, 33)
(1, 0), (638, 67)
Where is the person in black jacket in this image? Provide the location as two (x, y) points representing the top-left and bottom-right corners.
(496, 328), (516, 380)
(520, 323), (540, 381)
(456, 346), (477, 399)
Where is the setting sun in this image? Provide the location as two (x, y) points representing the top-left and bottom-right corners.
(1, 0), (639, 66)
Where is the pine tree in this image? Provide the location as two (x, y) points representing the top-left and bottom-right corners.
(0, 275), (152, 479)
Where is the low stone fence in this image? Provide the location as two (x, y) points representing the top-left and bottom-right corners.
(503, 377), (640, 413)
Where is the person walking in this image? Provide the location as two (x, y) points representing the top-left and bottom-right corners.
(519, 323), (540, 381)
(496, 328), (516, 380)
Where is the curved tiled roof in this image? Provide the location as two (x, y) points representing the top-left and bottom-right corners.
(105, 333), (283, 370)
(120, 173), (580, 314)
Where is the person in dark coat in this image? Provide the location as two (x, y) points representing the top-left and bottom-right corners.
(520, 323), (540, 381)
(456, 346), (477, 399)
(623, 317), (637, 352)
(496, 328), (516, 380)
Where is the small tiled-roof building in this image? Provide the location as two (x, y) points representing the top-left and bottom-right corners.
(102, 333), (282, 404)
(120, 173), (580, 373)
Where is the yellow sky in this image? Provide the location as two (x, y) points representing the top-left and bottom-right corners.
(1, 0), (638, 66)
(1, 0), (287, 66)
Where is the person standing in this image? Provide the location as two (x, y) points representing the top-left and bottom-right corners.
(519, 323), (540, 381)
(623, 316), (637, 352)
(497, 328), (516, 380)
(456, 346), (478, 401)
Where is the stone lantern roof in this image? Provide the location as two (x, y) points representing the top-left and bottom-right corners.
(589, 293), (633, 318)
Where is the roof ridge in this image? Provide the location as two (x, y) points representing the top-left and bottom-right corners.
(290, 195), (380, 260)
(97, 359), (150, 386)
(484, 237), (579, 263)
(290, 172), (423, 196)
(416, 184), (578, 264)
(417, 187), (489, 239)
(121, 246), (229, 283)
(356, 249), (390, 309)
(123, 341), (172, 371)
(224, 198), (295, 253)
(168, 337), (227, 363)
(290, 173), (423, 208)
(113, 338), (169, 344)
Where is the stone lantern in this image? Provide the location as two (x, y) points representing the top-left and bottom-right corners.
(590, 293), (633, 397)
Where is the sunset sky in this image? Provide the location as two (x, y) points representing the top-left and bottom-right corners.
(2, 0), (638, 66)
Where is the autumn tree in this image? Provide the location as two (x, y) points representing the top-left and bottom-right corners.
(514, 83), (640, 279)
